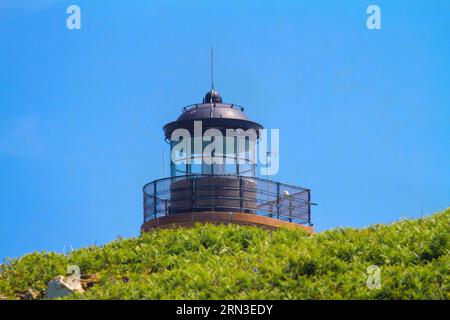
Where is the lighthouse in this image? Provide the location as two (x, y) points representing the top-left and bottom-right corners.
(141, 87), (313, 232)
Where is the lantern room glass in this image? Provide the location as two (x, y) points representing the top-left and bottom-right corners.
(170, 135), (257, 177)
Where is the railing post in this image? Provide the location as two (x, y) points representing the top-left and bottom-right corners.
(153, 182), (157, 220)
(268, 180), (272, 218)
(143, 190), (146, 223)
(289, 198), (292, 222)
(308, 190), (311, 226)
(192, 176), (196, 212)
(276, 182), (280, 219)
(239, 176), (243, 213)
(164, 199), (168, 217)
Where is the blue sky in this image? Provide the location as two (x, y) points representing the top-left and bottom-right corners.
(0, 0), (449, 260)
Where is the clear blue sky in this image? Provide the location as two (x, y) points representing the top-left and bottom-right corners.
(1, 0), (449, 260)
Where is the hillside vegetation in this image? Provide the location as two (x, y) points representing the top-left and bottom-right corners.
(0, 208), (449, 300)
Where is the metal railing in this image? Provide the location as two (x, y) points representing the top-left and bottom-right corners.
(182, 103), (245, 113)
(143, 174), (312, 226)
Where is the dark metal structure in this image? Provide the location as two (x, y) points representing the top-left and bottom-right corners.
(142, 89), (313, 231)
(144, 174), (311, 226)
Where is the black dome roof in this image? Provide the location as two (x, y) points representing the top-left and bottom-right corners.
(203, 90), (223, 103)
(163, 89), (263, 139)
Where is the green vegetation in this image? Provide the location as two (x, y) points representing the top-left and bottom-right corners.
(1, 208), (449, 300)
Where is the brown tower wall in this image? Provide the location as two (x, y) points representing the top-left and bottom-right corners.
(169, 175), (257, 214)
(141, 211), (313, 233)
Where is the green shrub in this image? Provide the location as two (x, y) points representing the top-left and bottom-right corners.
(0, 208), (448, 300)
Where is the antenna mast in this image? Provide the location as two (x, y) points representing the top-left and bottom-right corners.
(211, 46), (214, 91)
